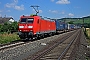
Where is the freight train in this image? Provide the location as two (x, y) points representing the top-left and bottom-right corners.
(18, 15), (80, 40)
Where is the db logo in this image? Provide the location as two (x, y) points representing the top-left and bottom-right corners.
(25, 25), (27, 28)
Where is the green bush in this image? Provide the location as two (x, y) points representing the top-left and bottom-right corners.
(0, 21), (18, 33)
(0, 33), (20, 44)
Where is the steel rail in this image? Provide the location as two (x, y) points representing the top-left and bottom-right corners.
(27, 30), (77, 60)
(58, 30), (81, 60)
(0, 41), (25, 50)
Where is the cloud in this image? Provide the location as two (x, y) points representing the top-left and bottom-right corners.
(51, 0), (54, 2)
(0, 10), (2, 12)
(0, 10), (10, 13)
(6, 3), (15, 8)
(14, 0), (18, 3)
(61, 11), (65, 14)
(56, 0), (70, 4)
(68, 13), (74, 16)
(5, 0), (24, 11)
(39, 10), (42, 13)
(49, 10), (58, 14)
(7, 10), (11, 12)
(49, 10), (66, 15)
(0, 14), (2, 17)
(15, 5), (24, 11)
(9, 16), (13, 18)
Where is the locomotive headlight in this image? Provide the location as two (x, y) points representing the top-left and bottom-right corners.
(20, 30), (22, 31)
(28, 26), (33, 28)
(19, 26), (24, 28)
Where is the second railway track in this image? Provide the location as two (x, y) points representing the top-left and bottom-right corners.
(24, 29), (81, 60)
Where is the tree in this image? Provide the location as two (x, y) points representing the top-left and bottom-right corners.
(68, 21), (74, 24)
(0, 21), (18, 33)
(10, 21), (18, 33)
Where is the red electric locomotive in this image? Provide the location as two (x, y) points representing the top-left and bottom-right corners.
(18, 15), (56, 39)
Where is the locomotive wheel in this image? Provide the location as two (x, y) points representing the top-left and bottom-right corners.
(36, 35), (40, 40)
(41, 34), (44, 39)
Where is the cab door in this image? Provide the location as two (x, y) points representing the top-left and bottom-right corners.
(34, 18), (40, 35)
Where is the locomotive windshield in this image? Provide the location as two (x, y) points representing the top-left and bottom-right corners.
(27, 18), (34, 23)
(20, 18), (34, 23)
(20, 18), (27, 23)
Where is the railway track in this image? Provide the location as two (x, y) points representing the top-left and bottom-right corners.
(0, 30), (73, 51)
(24, 29), (81, 60)
(0, 30), (80, 60)
(0, 38), (35, 50)
(0, 41), (25, 50)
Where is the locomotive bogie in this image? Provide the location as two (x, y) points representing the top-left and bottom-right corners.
(18, 32), (33, 39)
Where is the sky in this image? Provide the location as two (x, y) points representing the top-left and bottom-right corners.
(0, 0), (90, 21)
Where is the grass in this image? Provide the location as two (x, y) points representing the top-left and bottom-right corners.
(86, 28), (90, 39)
(85, 28), (90, 45)
(84, 28), (90, 60)
(0, 32), (20, 44)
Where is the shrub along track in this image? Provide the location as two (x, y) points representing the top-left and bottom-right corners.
(24, 29), (81, 60)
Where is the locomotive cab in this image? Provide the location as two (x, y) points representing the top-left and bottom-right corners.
(18, 15), (40, 39)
